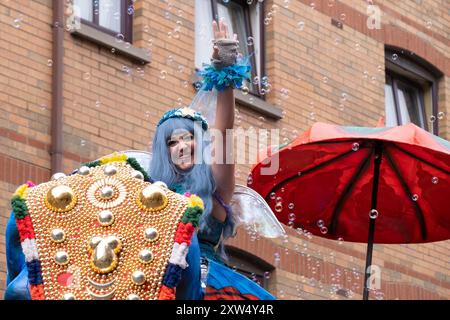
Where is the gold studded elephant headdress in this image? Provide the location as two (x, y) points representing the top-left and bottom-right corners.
(10, 152), (204, 300)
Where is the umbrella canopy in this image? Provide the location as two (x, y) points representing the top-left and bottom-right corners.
(250, 122), (450, 244)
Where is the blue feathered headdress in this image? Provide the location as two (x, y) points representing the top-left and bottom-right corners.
(157, 107), (209, 131)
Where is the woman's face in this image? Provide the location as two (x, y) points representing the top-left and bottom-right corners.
(167, 129), (196, 171)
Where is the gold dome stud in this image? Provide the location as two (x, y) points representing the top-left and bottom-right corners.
(131, 170), (144, 180)
(127, 294), (140, 300)
(138, 249), (153, 264)
(98, 210), (114, 226)
(51, 228), (66, 243)
(55, 251), (69, 265)
(100, 186), (114, 199)
(137, 185), (168, 212)
(131, 271), (146, 285)
(104, 165), (117, 176)
(89, 235), (122, 274)
(144, 227), (158, 242)
(63, 293), (75, 300)
(51, 172), (66, 181)
(45, 185), (77, 212)
(153, 181), (168, 189)
(78, 166), (91, 176)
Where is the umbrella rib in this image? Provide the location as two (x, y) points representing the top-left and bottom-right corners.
(305, 139), (366, 145)
(265, 148), (358, 201)
(389, 143), (450, 175)
(384, 149), (427, 240)
(329, 149), (373, 235)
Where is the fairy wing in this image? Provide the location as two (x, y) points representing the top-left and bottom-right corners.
(121, 150), (152, 173)
(188, 88), (218, 126)
(231, 184), (286, 239)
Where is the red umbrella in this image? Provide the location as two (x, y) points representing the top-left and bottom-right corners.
(250, 122), (450, 299)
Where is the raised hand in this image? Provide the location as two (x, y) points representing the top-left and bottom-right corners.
(211, 18), (239, 68)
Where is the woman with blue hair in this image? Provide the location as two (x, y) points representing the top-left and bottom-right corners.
(152, 19), (274, 300)
(4, 19), (274, 301)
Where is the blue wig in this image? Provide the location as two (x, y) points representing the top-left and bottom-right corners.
(150, 117), (236, 257)
(150, 116), (214, 204)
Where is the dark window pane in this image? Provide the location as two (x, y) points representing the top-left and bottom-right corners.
(74, 0), (93, 21)
(396, 82), (423, 127)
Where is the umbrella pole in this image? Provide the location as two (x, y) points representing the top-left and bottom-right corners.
(362, 142), (382, 300)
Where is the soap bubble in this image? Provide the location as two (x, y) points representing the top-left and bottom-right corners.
(369, 209), (379, 219)
(115, 33), (124, 43)
(274, 202), (283, 212)
(13, 16), (22, 29)
(320, 226), (328, 234)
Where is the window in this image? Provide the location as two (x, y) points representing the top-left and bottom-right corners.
(384, 47), (442, 135)
(224, 246), (274, 290)
(195, 0), (265, 97)
(73, 0), (133, 42)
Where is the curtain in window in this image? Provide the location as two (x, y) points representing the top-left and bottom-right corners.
(74, 0), (93, 21)
(384, 83), (397, 127)
(195, 0), (214, 69)
(250, 4), (260, 79)
(396, 87), (412, 124)
(99, 0), (121, 33)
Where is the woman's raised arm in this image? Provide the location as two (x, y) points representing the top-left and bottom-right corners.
(211, 19), (237, 206)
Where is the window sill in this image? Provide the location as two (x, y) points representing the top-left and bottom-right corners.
(70, 23), (151, 64)
(234, 90), (283, 120)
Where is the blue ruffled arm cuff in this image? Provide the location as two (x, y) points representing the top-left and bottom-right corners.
(197, 55), (252, 92)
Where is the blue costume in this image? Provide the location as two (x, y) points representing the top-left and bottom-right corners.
(5, 51), (274, 300)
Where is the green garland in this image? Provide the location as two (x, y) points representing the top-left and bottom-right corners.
(80, 156), (151, 182)
(126, 157), (151, 182)
(11, 195), (28, 219)
(181, 206), (203, 227)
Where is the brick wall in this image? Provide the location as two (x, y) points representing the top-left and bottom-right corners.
(0, 0), (448, 299)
